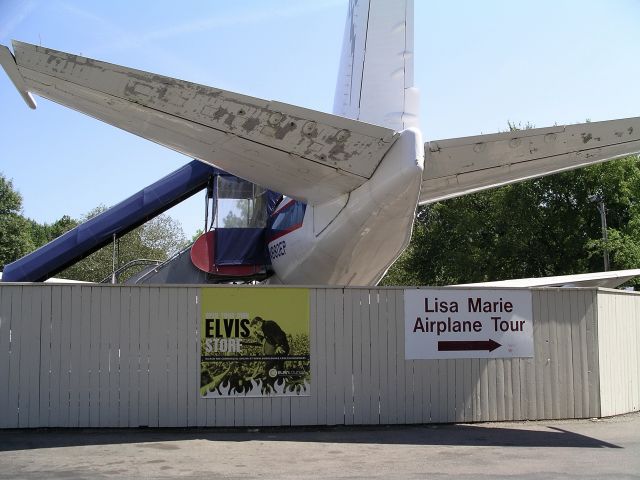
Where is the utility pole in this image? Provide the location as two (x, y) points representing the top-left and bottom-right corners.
(588, 194), (610, 271)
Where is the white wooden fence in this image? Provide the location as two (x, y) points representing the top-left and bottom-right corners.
(0, 284), (637, 428)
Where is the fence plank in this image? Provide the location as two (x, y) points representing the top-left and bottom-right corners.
(25, 287), (42, 427)
(176, 288), (189, 427)
(46, 288), (59, 427)
(0, 287), (16, 427)
(565, 290), (577, 419)
(555, 291), (569, 419)
(151, 288), (166, 427)
(351, 290), (364, 424)
(495, 359), (505, 421)
(360, 290), (373, 424)
(434, 360), (445, 423)
(289, 289), (313, 426)
(330, 288), (345, 425)
(165, 289), (179, 427)
(127, 287), (141, 427)
(117, 287), (131, 427)
(411, 343), (425, 424)
(369, 290), (381, 424)
(79, 287), (92, 427)
(479, 358), (489, 422)
(393, 290), (407, 424)
(575, 290), (588, 418)
(446, 360), (456, 423)
(471, 358), (481, 422)
(315, 288), (327, 425)
(332, 288), (346, 424)
(38, 287), (52, 427)
(537, 291), (552, 419)
(511, 359), (521, 420)
(327, 289), (341, 425)
(389, 290), (402, 423)
(550, 291), (563, 419)
(97, 288), (111, 427)
(341, 288), (354, 425)
(69, 286), (82, 427)
(58, 287), (72, 427)
(455, 359), (465, 422)
(378, 290), (392, 424)
(504, 359), (513, 420)
(87, 288), (99, 426)
(141, 287), (153, 426)
(585, 290), (600, 417)
(50, 287), (63, 427)
(6, 287), (22, 428)
(525, 294), (539, 420)
(188, 288), (200, 427)
(106, 288), (121, 427)
(193, 289), (208, 427)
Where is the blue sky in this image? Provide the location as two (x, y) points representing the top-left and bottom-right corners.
(1, 0), (639, 238)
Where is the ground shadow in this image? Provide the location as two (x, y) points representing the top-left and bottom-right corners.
(0, 422), (621, 452)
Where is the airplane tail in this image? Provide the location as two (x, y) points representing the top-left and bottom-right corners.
(333, 0), (419, 131)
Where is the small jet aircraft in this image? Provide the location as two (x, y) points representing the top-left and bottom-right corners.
(1, 0), (639, 286)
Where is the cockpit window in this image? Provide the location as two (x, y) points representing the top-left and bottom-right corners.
(270, 200), (306, 237)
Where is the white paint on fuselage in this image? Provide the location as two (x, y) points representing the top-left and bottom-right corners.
(268, 128), (424, 286)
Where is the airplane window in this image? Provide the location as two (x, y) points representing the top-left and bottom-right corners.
(271, 201), (306, 232)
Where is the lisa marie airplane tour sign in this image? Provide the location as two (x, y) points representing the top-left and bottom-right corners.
(404, 289), (534, 359)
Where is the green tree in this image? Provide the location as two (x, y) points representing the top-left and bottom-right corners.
(0, 174), (35, 270)
(382, 155), (640, 287)
(59, 206), (187, 282)
(28, 215), (79, 248)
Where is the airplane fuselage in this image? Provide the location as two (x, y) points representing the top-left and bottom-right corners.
(266, 128), (424, 286)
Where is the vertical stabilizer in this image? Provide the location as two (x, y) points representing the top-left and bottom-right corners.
(333, 0), (418, 131)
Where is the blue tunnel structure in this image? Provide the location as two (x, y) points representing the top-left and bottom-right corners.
(1, 160), (218, 282)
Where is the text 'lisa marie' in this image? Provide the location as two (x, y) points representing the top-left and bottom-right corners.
(412, 297), (525, 335)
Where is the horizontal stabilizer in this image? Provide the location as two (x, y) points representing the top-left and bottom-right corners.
(4, 41), (398, 205)
(421, 117), (640, 204)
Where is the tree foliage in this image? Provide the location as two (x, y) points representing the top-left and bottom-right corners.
(0, 174), (35, 269)
(382, 155), (640, 287)
(59, 206), (187, 282)
(28, 215), (79, 248)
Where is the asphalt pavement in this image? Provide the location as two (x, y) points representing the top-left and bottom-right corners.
(0, 412), (638, 479)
